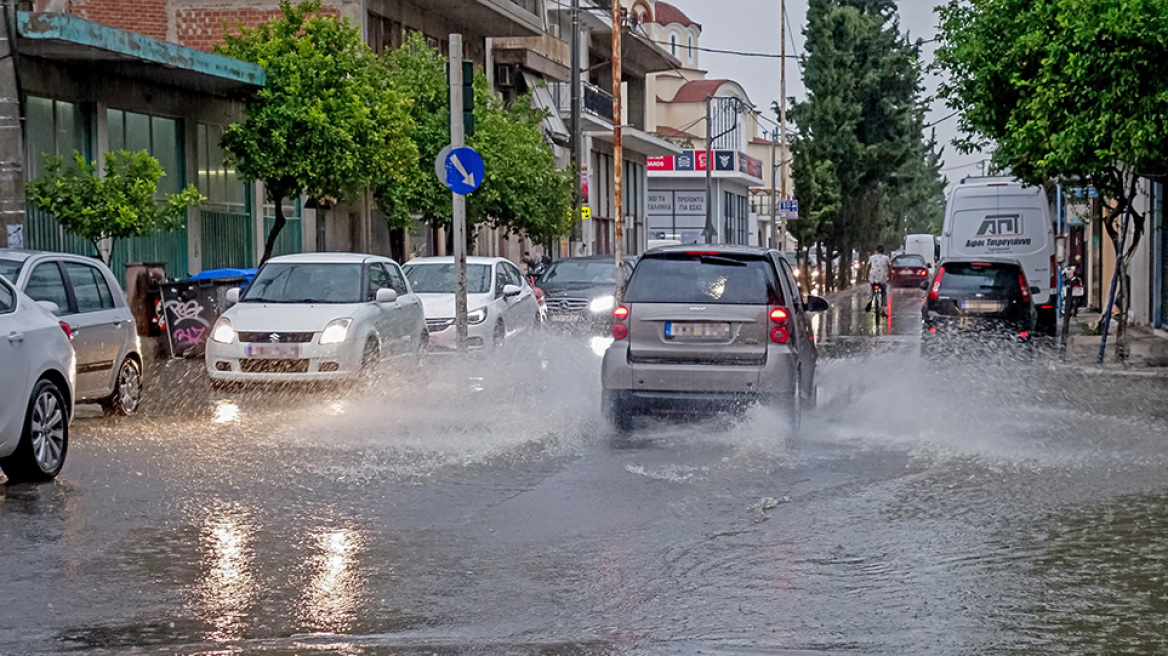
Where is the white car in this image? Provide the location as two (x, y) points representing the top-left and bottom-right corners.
(403, 256), (540, 352)
(0, 274), (74, 482)
(205, 253), (428, 384)
(0, 249), (142, 415)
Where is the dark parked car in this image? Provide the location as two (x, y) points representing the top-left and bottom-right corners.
(602, 246), (829, 431)
(537, 256), (635, 332)
(920, 258), (1037, 356)
(890, 254), (930, 288)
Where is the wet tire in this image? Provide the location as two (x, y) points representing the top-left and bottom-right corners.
(101, 358), (142, 416)
(1, 379), (69, 483)
(493, 322), (506, 349)
(360, 338), (381, 376)
(789, 371), (803, 433)
(603, 390), (634, 433)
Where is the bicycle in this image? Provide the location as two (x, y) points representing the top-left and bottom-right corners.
(869, 281), (888, 320)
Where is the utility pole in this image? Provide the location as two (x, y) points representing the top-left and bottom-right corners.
(769, 127), (778, 249)
(570, 0), (582, 228)
(450, 34), (468, 352)
(778, 0), (789, 252)
(612, 0), (625, 302)
(703, 95), (714, 244)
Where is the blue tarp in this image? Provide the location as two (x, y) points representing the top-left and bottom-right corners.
(189, 268), (257, 281)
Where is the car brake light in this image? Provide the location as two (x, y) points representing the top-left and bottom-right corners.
(1040, 304), (1053, 310)
(770, 327), (789, 344)
(613, 306), (629, 321)
(59, 321), (73, 341)
(928, 326), (937, 334)
(919, 270), (927, 276)
(930, 267), (945, 300)
(611, 323), (628, 340)
(769, 307), (789, 324)
(1020, 331), (1030, 339)
(684, 250), (721, 256)
(1019, 272), (1032, 303)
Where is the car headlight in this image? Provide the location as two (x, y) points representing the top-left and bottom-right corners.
(467, 308), (488, 325)
(589, 295), (616, 314)
(211, 318), (235, 344)
(319, 318), (353, 344)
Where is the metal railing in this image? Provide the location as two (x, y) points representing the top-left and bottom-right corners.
(549, 80), (614, 122)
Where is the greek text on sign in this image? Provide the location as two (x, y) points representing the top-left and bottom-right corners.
(675, 192), (706, 215)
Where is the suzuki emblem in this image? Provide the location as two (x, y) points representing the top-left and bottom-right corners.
(269, 333), (280, 343)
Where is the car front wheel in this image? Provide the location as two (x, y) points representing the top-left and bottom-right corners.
(102, 358), (142, 416)
(1, 379), (69, 482)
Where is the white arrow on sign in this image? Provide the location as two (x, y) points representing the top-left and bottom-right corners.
(450, 153), (476, 187)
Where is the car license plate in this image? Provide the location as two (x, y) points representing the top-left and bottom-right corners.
(961, 299), (1004, 314)
(551, 314), (582, 323)
(665, 322), (731, 341)
(245, 344), (300, 358)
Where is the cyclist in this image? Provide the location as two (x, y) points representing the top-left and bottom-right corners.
(865, 245), (891, 315)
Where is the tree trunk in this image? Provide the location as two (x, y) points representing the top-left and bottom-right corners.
(261, 195), (286, 264)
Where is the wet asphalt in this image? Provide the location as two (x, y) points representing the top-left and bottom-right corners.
(4, 286), (1168, 655)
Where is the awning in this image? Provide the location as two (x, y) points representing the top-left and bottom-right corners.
(413, 0), (543, 37)
(17, 12), (265, 96)
(589, 126), (682, 158)
(525, 72), (570, 146)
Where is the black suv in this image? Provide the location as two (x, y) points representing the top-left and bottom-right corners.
(921, 257), (1037, 356)
(537, 255), (635, 332)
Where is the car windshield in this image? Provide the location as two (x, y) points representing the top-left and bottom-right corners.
(625, 252), (781, 305)
(893, 255), (927, 267)
(939, 263), (1023, 298)
(243, 262), (363, 303)
(403, 263), (492, 294)
(539, 261), (615, 285)
(0, 258), (23, 282)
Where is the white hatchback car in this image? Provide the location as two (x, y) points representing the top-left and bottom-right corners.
(402, 256), (540, 352)
(0, 274), (74, 482)
(0, 250), (142, 415)
(205, 253), (427, 384)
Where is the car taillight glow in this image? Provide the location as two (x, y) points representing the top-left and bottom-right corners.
(928, 326), (937, 334)
(613, 306), (629, 320)
(769, 307), (789, 324)
(1020, 331), (1030, 339)
(1019, 272), (1032, 303)
(611, 323), (628, 340)
(59, 322), (73, 341)
(770, 327), (789, 344)
(930, 267), (945, 300)
(1050, 254), (1057, 290)
(919, 269), (927, 276)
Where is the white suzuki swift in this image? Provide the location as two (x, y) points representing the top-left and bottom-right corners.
(205, 253), (428, 384)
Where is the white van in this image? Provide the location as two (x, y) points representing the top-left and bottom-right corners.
(940, 177), (1056, 333)
(903, 233), (939, 270)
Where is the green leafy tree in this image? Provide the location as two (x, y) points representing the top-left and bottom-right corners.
(26, 150), (203, 266)
(935, 0), (1168, 349)
(215, 0), (416, 262)
(380, 33), (573, 247)
(789, 0), (944, 289)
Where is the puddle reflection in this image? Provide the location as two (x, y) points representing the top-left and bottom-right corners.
(299, 528), (365, 633)
(190, 503), (256, 641)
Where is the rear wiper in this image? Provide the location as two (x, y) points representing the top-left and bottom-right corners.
(697, 256), (748, 267)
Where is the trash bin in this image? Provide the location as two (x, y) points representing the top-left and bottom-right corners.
(125, 262), (166, 337)
(157, 269), (255, 358)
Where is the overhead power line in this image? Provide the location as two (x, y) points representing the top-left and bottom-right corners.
(645, 39), (804, 61)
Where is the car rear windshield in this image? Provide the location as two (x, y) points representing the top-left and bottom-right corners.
(939, 263), (1023, 298)
(0, 258), (23, 282)
(243, 263), (363, 303)
(403, 263), (492, 294)
(624, 252), (782, 305)
(539, 261), (614, 285)
(892, 255), (927, 267)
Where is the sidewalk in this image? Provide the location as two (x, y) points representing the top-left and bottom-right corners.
(1061, 311), (1168, 375)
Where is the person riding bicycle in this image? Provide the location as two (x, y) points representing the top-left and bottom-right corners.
(865, 245), (891, 314)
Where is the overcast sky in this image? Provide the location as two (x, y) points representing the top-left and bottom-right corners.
(674, 0), (987, 185)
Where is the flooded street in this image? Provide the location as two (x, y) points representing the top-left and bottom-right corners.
(4, 287), (1168, 655)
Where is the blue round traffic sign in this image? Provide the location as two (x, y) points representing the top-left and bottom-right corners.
(444, 147), (484, 195)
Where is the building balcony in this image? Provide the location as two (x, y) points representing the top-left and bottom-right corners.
(549, 80), (614, 124)
(492, 34), (570, 81)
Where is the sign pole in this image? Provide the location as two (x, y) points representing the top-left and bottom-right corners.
(612, 2), (625, 303)
(779, 0), (789, 251)
(703, 96), (714, 244)
(450, 34), (468, 352)
(769, 128), (778, 249)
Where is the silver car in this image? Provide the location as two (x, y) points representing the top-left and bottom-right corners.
(0, 250), (142, 415)
(601, 245), (829, 430)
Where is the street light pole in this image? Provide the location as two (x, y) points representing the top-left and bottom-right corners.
(612, 0), (625, 302)
(570, 0), (581, 224)
(778, 0), (789, 252)
(769, 127), (778, 249)
(703, 95), (714, 244)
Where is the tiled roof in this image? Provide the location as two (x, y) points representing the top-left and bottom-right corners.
(652, 2), (700, 29)
(655, 125), (699, 139)
(663, 79), (731, 103)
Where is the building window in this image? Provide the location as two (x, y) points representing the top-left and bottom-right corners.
(197, 124), (246, 210)
(687, 35), (693, 57)
(25, 96), (90, 178)
(367, 12), (403, 54)
(670, 34), (678, 57)
(107, 108), (183, 196)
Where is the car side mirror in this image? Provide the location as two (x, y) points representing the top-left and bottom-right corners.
(919, 281), (930, 291)
(225, 287), (241, 304)
(805, 295), (830, 313)
(502, 284), (522, 298)
(376, 288), (398, 304)
(36, 300), (61, 316)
